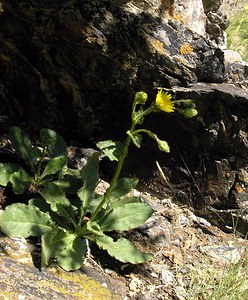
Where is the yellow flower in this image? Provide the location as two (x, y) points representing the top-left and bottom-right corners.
(155, 90), (175, 113)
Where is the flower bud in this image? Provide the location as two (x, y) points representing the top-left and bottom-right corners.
(183, 99), (195, 108)
(183, 108), (198, 118)
(157, 139), (170, 153)
(135, 91), (148, 105)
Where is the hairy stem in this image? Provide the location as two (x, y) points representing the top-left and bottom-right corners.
(90, 121), (136, 222)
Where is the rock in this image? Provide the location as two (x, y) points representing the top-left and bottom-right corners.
(203, 0), (223, 13)
(137, 216), (173, 248)
(0, 0), (226, 141)
(199, 243), (246, 265)
(172, 0), (207, 36)
(160, 267), (175, 285)
(202, 0), (229, 47)
(0, 257), (123, 300)
(0, 234), (125, 299)
(67, 146), (99, 170)
(224, 49), (248, 87)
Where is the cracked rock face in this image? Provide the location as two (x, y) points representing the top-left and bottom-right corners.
(0, 0), (225, 141)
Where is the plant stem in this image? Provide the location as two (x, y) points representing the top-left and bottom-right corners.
(90, 121), (136, 222)
(87, 101), (155, 224)
(35, 147), (46, 182)
(133, 105), (155, 124)
(132, 128), (157, 139)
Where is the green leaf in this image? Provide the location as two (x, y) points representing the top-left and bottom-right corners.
(40, 182), (71, 212)
(40, 128), (67, 158)
(41, 228), (76, 266)
(0, 163), (29, 195)
(0, 203), (55, 237)
(53, 175), (83, 193)
(29, 198), (52, 213)
(98, 202), (153, 232)
(9, 127), (41, 171)
(87, 194), (105, 213)
(56, 203), (77, 227)
(127, 131), (142, 148)
(86, 220), (103, 236)
(10, 168), (32, 194)
(80, 152), (101, 192)
(109, 178), (139, 202)
(41, 156), (67, 178)
(96, 235), (153, 263)
(29, 198), (74, 229)
(78, 152), (100, 213)
(110, 195), (141, 209)
(57, 237), (86, 271)
(96, 140), (124, 161)
(64, 168), (81, 177)
(0, 163), (20, 186)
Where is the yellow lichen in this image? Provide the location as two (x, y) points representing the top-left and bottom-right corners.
(50, 267), (122, 300)
(173, 13), (185, 24)
(179, 43), (194, 55)
(0, 256), (121, 300)
(146, 36), (168, 55)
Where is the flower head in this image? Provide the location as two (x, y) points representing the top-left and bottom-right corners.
(155, 90), (175, 113)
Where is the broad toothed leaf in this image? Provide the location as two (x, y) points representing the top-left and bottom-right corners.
(53, 175), (82, 193)
(0, 203), (55, 237)
(96, 140), (124, 161)
(98, 202), (153, 232)
(9, 127), (41, 171)
(110, 195), (141, 209)
(10, 168), (32, 194)
(40, 182), (71, 212)
(40, 128), (67, 158)
(57, 237), (86, 271)
(41, 156), (67, 178)
(96, 235), (153, 263)
(0, 163), (20, 186)
(41, 228), (76, 266)
(109, 178), (139, 202)
(78, 152), (100, 214)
